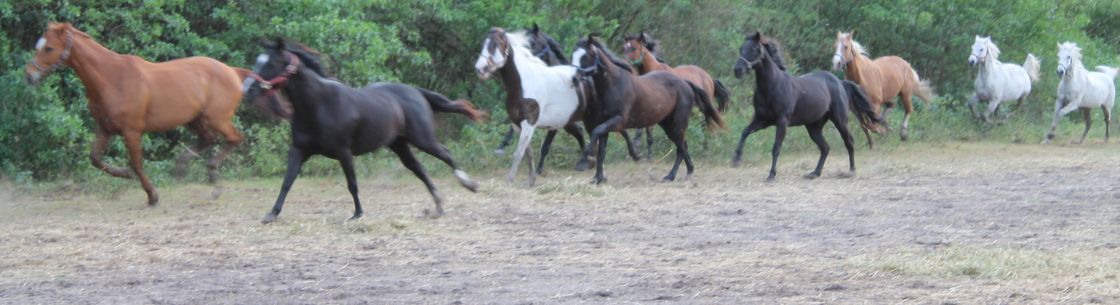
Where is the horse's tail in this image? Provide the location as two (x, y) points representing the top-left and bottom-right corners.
(911, 70), (935, 104)
(843, 80), (885, 132)
(713, 79), (731, 113)
(233, 67), (252, 79)
(1024, 54), (1041, 83)
(688, 82), (726, 130)
(1096, 65), (1119, 80)
(417, 88), (488, 122)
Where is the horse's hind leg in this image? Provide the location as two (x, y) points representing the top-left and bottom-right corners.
(619, 130), (641, 161)
(804, 122), (829, 179)
(562, 124), (590, 167)
(644, 127), (654, 159)
(336, 151), (364, 220)
(123, 132), (159, 206)
(389, 141), (445, 218)
(536, 129), (559, 176)
(206, 121), (244, 184)
(1102, 105), (1111, 142)
(862, 127), (875, 150)
(173, 119), (217, 179)
(1078, 108), (1092, 144)
(900, 95), (913, 141)
(90, 129), (131, 178)
(409, 130), (480, 192)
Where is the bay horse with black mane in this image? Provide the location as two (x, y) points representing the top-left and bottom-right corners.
(24, 22), (256, 206)
(572, 35), (725, 184)
(733, 32), (883, 181)
(244, 39), (485, 223)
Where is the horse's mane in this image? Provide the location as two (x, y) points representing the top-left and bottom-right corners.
(280, 40), (331, 77)
(639, 32), (668, 63)
(850, 40), (870, 57)
(760, 36), (789, 71)
(506, 31), (550, 67)
(983, 39), (1001, 61)
(1059, 42), (1082, 62)
(579, 37), (634, 73)
(539, 32), (570, 64)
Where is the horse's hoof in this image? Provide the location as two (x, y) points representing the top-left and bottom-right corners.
(493, 148), (506, 156)
(900, 130), (909, 141)
(731, 158), (743, 168)
(837, 171), (856, 178)
(261, 213), (279, 224)
(803, 172), (821, 179)
(765, 176), (776, 183)
(462, 180), (480, 193)
(592, 176), (607, 184)
(146, 194), (160, 207)
(574, 160), (591, 171)
(349, 213), (363, 221)
(661, 175), (675, 182)
(207, 172), (220, 184)
(422, 208), (443, 219)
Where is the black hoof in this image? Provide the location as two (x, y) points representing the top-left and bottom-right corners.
(349, 213), (363, 221)
(803, 172), (821, 179)
(261, 213), (279, 224)
(574, 160), (591, 171)
(592, 176), (607, 184)
(422, 209), (443, 219)
(765, 176), (776, 182)
(731, 158), (742, 168)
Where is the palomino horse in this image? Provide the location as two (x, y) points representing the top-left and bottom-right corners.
(622, 32), (731, 112)
(833, 31), (933, 148)
(1043, 42), (1117, 144)
(244, 39), (485, 223)
(967, 36), (1042, 122)
(572, 36), (725, 184)
(24, 22), (247, 206)
(733, 32), (883, 181)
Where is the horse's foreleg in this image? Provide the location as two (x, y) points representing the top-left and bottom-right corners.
(805, 123), (829, 179)
(262, 147), (309, 224)
(583, 116), (622, 184)
(577, 116), (622, 172)
(173, 120), (215, 179)
(494, 126), (515, 156)
(644, 127), (654, 159)
(594, 133), (610, 184)
(1078, 108), (1092, 144)
(506, 121), (536, 185)
(122, 132), (158, 206)
(90, 130), (131, 178)
(337, 151), (364, 220)
(1044, 99), (1074, 144)
(984, 99), (1001, 123)
(732, 119), (766, 167)
(767, 120), (789, 182)
(389, 141), (444, 218)
(562, 124), (589, 166)
(966, 94), (982, 119)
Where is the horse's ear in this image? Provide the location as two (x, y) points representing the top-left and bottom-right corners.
(749, 31), (761, 40)
(638, 31), (647, 43)
(849, 30), (856, 38)
(531, 23), (540, 34)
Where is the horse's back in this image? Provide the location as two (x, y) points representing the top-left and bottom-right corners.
(670, 65), (716, 95)
(630, 71), (689, 127)
(1086, 72), (1118, 107)
(522, 65), (580, 128)
(133, 56), (241, 131)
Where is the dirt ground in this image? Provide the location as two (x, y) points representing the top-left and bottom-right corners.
(1, 142), (1119, 304)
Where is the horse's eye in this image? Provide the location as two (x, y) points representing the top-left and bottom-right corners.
(44, 47), (54, 53)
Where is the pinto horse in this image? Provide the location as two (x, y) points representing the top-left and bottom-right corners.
(244, 39), (485, 223)
(572, 36), (725, 184)
(1043, 42), (1117, 144)
(733, 32), (883, 181)
(832, 31), (933, 148)
(622, 32), (731, 112)
(24, 22), (247, 206)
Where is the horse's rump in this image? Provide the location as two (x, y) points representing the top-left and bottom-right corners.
(628, 72), (687, 128)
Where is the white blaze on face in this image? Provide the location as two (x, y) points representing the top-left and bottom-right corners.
(243, 53), (269, 92)
(35, 37), (46, 51)
(474, 38), (492, 76)
(572, 48), (587, 68)
(832, 41), (844, 70)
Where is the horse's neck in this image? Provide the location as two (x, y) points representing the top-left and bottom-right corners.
(1062, 62), (1089, 89)
(67, 37), (127, 99)
(284, 71), (337, 118)
(639, 48), (665, 73)
(753, 58), (788, 100)
(497, 55), (525, 116)
(978, 55), (1003, 78)
(845, 54), (875, 83)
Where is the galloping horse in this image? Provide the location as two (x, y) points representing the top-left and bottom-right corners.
(1043, 42), (1117, 144)
(244, 39), (484, 223)
(24, 22), (247, 206)
(832, 31), (933, 148)
(733, 32), (883, 181)
(572, 36), (725, 184)
(622, 32), (731, 112)
(967, 36), (1042, 122)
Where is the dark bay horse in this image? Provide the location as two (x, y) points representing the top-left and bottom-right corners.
(573, 36), (725, 184)
(244, 39), (485, 223)
(623, 32), (731, 112)
(24, 22), (247, 206)
(732, 32), (883, 181)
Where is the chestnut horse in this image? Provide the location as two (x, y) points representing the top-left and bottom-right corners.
(832, 31), (934, 148)
(623, 32), (731, 112)
(572, 36), (725, 184)
(24, 22), (247, 206)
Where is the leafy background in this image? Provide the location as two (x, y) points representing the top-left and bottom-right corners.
(1, 0), (1117, 185)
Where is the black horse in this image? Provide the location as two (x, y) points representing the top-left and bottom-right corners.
(731, 32), (882, 181)
(573, 36), (725, 184)
(243, 39), (485, 223)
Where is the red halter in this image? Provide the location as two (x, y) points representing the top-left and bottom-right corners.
(248, 51), (300, 97)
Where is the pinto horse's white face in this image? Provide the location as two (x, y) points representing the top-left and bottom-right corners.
(1056, 42), (1080, 77)
(832, 32), (851, 71)
(475, 36), (508, 80)
(969, 36), (991, 66)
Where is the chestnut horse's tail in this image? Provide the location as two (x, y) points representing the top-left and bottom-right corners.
(1024, 54), (1041, 83)
(688, 82), (726, 130)
(234, 67), (293, 120)
(713, 79), (731, 112)
(417, 88), (488, 122)
(843, 80), (885, 133)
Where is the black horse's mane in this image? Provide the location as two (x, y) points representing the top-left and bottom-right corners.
(578, 37), (634, 73)
(757, 35), (788, 71)
(275, 39), (332, 78)
(539, 32), (570, 64)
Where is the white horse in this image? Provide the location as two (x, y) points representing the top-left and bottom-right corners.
(1043, 42), (1118, 144)
(966, 36), (1041, 122)
(475, 29), (582, 185)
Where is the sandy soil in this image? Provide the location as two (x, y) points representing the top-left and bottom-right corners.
(1, 142), (1119, 304)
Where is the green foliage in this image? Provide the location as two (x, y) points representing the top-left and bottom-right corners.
(0, 0), (1117, 183)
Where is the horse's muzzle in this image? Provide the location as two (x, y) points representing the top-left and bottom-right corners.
(968, 59), (976, 66)
(1056, 69), (1064, 77)
(24, 70), (42, 86)
(734, 66), (749, 79)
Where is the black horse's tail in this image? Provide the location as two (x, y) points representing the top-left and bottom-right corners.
(842, 80), (884, 132)
(417, 88), (488, 122)
(688, 82), (726, 130)
(713, 79), (731, 113)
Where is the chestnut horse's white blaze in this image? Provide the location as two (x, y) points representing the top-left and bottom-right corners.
(1043, 42), (1117, 144)
(474, 30), (581, 185)
(966, 36), (1041, 121)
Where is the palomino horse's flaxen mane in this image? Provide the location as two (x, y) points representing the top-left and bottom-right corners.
(833, 31), (933, 148)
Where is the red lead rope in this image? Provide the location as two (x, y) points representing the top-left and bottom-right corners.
(248, 52), (300, 96)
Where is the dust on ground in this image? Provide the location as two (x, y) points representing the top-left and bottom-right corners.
(1, 142), (1119, 304)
